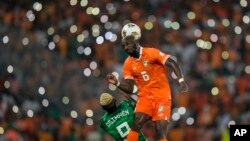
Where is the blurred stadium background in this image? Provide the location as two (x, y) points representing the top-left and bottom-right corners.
(0, 0), (250, 141)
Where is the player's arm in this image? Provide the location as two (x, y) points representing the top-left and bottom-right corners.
(117, 79), (135, 94)
(165, 55), (188, 92)
(119, 90), (137, 104)
(106, 74), (135, 93)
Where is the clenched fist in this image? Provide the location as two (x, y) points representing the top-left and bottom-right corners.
(106, 73), (118, 85)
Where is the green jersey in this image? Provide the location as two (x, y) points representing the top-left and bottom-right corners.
(99, 100), (147, 141)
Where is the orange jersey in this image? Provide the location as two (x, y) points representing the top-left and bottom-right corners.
(123, 47), (171, 99)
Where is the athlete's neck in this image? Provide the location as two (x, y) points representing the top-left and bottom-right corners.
(131, 44), (141, 59)
(106, 105), (117, 113)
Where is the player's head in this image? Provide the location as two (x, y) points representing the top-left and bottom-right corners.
(122, 35), (140, 58)
(100, 93), (117, 113)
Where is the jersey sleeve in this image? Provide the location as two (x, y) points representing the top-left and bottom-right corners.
(150, 48), (171, 65)
(121, 100), (135, 109)
(123, 59), (134, 80)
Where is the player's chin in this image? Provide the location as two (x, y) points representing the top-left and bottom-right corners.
(126, 50), (136, 56)
(126, 51), (133, 56)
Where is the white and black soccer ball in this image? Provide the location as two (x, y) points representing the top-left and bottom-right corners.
(121, 23), (141, 40)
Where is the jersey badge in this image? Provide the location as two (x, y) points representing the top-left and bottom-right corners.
(143, 60), (148, 67)
(158, 105), (165, 112)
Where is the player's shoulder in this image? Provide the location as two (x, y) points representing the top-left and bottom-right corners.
(124, 57), (130, 62)
(143, 47), (161, 56)
(143, 47), (159, 52)
(120, 100), (134, 108)
(120, 99), (131, 104)
(124, 56), (133, 65)
(144, 47), (169, 57)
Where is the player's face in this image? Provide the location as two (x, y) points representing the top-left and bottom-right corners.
(122, 36), (138, 57)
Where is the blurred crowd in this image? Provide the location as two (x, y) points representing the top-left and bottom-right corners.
(0, 0), (250, 141)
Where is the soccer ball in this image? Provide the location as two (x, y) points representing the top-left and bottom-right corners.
(121, 23), (141, 40)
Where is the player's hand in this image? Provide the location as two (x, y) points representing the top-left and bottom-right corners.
(106, 73), (118, 85)
(179, 81), (188, 93)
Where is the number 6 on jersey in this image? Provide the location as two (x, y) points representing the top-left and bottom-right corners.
(141, 71), (150, 81)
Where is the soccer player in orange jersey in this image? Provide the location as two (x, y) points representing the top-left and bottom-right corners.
(107, 23), (188, 141)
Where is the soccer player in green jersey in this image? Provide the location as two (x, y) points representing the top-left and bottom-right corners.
(99, 93), (147, 141)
